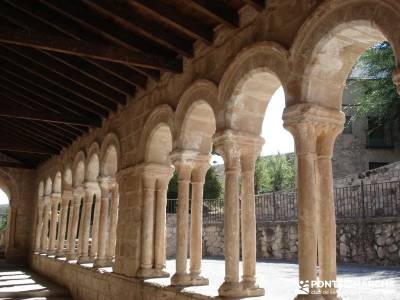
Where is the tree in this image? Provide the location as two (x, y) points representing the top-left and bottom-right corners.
(348, 42), (400, 127)
(254, 153), (295, 194)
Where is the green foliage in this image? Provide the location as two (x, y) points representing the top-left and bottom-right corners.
(349, 42), (400, 127)
(254, 153), (295, 194)
(167, 167), (223, 200)
(0, 208), (8, 231)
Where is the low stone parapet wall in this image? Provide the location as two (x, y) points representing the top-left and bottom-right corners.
(167, 215), (400, 265)
(30, 255), (212, 300)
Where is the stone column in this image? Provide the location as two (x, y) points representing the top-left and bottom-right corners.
(283, 103), (344, 298)
(214, 130), (264, 298)
(240, 149), (262, 288)
(153, 168), (173, 277)
(171, 158), (192, 286)
(55, 190), (73, 257)
(34, 200), (44, 253)
(214, 135), (241, 295)
(78, 183), (97, 264)
(106, 183), (119, 264)
(90, 187), (101, 260)
(189, 160), (210, 285)
(40, 195), (50, 254)
(137, 170), (156, 277)
(94, 177), (112, 267)
(48, 192), (61, 255)
(67, 186), (84, 260)
(317, 122), (343, 297)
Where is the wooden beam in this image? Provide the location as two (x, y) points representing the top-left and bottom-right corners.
(80, 0), (194, 57)
(0, 28), (183, 72)
(0, 105), (101, 127)
(243, 0), (265, 11)
(129, 0), (213, 44)
(189, 0), (239, 28)
(0, 160), (34, 169)
(0, 141), (57, 155)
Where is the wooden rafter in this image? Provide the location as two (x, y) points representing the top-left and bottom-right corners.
(189, 0), (239, 28)
(0, 28), (183, 72)
(0, 105), (101, 127)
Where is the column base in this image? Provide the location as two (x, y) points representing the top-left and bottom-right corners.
(46, 250), (56, 256)
(218, 281), (265, 298)
(171, 273), (209, 286)
(66, 253), (78, 261)
(295, 295), (341, 300)
(77, 256), (92, 264)
(94, 257), (112, 268)
(55, 251), (66, 258)
(137, 268), (170, 279)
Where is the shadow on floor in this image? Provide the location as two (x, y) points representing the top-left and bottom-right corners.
(0, 259), (72, 300)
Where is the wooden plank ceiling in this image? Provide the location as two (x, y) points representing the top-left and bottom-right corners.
(0, 0), (264, 169)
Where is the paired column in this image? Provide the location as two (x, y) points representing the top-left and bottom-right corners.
(283, 103), (344, 299)
(77, 182), (98, 263)
(34, 199), (44, 253)
(137, 163), (173, 278)
(66, 186), (84, 260)
(90, 189), (102, 260)
(171, 152), (209, 286)
(47, 192), (61, 255)
(106, 184), (119, 263)
(94, 177), (113, 267)
(40, 195), (50, 254)
(55, 190), (73, 257)
(214, 130), (264, 298)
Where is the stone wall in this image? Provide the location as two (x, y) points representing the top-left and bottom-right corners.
(31, 255), (212, 300)
(166, 218), (400, 266)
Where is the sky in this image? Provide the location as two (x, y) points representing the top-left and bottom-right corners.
(211, 86), (294, 165)
(0, 189), (9, 205)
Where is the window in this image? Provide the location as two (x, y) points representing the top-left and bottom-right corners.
(367, 118), (393, 148)
(369, 162), (389, 170)
(343, 116), (353, 134)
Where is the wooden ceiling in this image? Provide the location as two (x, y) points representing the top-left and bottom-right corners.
(0, 0), (265, 169)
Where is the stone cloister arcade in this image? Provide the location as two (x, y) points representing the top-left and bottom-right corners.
(0, 0), (399, 299)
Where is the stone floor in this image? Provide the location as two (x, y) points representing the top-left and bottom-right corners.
(0, 259), (71, 300)
(147, 259), (400, 300)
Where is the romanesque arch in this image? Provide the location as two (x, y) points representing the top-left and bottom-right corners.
(290, 0), (400, 107)
(100, 133), (121, 177)
(218, 42), (290, 135)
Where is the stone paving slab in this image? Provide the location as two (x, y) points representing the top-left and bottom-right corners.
(0, 260), (71, 300)
(147, 258), (400, 300)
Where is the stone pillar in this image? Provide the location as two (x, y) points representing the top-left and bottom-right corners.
(317, 123), (343, 297)
(106, 183), (119, 264)
(48, 192), (61, 255)
(283, 103), (344, 299)
(34, 200), (44, 253)
(171, 157), (192, 286)
(55, 190), (73, 257)
(214, 130), (264, 298)
(137, 172), (156, 277)
(94, 177), (112, 267)
(189, 160), (210, 285)
(90, 188), (101, 260)
(67, 186), (84, 260)
(241, 150), (261, 287)
(153, 168), (173, 276)
(40, 195), (50, 254)
(77, 183), (97, 264)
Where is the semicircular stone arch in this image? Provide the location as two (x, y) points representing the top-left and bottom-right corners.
(86, 143), (101, 182)
(44, 177), (53, 196)
(73, 151), (86, 187)
(53, 172), (62, 193)
(100, 133), (121, 177)
(63, 164), (73, 191)
(218, 42), (290, 136)
(175, 80), (218, 153)
(137, 104), (175, 164)
(290, 0), (400, 108)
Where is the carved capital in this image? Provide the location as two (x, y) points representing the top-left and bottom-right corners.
(50, 192), (61, 207)
(283, 103), (344, 156)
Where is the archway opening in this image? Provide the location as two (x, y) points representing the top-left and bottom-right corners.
(0, 188), (9, 257)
